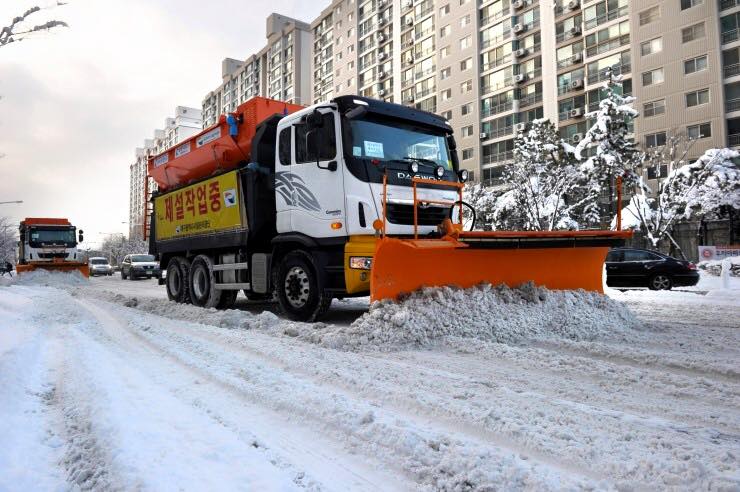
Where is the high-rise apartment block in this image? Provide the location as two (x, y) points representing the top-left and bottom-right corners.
(128, 107), (202, 239)
(200, 1), (735, 186)
(201, 14), (312, 127)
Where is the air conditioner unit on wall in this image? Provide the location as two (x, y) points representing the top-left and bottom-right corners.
(514, 73), (527, 83)
(480, 132), (488, 139)
(572, 52), (583, 63)
(513, 0), (525, 9)
(514, 122), (527, 132)
(570, 108), (584, 118)
(406, 17), (414, 26)
(568, 0), (580, 10)
(570, 26), (582, 35)
(571, 79), (584, 89)
(513, 23), (526, 34)
(572, 133), (584, 142)
(514, 48), (529, 58)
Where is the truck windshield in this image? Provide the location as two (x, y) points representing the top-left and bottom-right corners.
(346, 118), (452, 170)
(132, 255), (155, 262)
(29, 228), (76, 246)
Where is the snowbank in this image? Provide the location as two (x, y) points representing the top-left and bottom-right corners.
(698, 257), (740, 277)
(4, 270), (88, 287)
(309, 283), (641, 351)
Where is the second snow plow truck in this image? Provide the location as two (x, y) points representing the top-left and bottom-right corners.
(147, 95), (630, 321)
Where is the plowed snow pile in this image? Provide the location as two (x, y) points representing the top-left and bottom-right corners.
(300, 283), (641, 351)
(5, 270), (88, 287)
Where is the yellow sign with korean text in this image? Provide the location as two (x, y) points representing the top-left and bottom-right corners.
(154, 171), (244, 241)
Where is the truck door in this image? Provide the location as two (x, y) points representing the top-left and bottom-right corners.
(278, 110), (346, 238)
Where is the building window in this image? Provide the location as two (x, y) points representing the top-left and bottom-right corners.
(460, 57), (473, 71)
(687, 123), (711, 139)
(440, 67), (451, 80)
(460, 35), (472, 49)
(647, 165), (668, 179)
(461, 102), (473, 115)
(682, 23), (705, 43)
(640, 38), (662, 56)
(642, 68), (664, 86)
(440, 46), (450, 58)
(441, 88), (452, 101)
(461, 125), (474, 137)
(462, 148), (474, 160)
(639, 6), (660, 26)
(643, 99), (666, 117)
(680, 0), (703, 9)
(686, 88), (710, 107)
(460, 80), (473, 93)
(645, 131), (667, 148)
(441, 110), (452, 120)
(460, 15), (471, 28)
(440, 5), (450, 16)
(441, 25), (451, 37)
(684, 55), (708, 74)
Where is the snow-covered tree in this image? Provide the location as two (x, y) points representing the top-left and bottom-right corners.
(99, 235), (148, 266)
(463, 182), (498, 230)
(488, 119), (596, 230)
(1, 5), (68, 48)
(574, 71), (641, 222)
(616, 147), (740, 258)
(0, 216), (17, 264)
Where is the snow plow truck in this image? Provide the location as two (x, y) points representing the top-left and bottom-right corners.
(147, 95), (631, 321)
(16, 218), (89, 277)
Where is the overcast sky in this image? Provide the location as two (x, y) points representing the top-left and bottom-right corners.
(0, 0), (324, 247)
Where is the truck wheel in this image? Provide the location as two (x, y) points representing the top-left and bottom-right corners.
(166, 258), (186, 302)
(275, 251), (332, 322)
(189, 255), (222, 309)
(217, 290), (238, 309)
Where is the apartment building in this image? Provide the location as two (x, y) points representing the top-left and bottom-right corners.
(201, 14), (312, 128)
(128, 107), (202, 239)
(308, 0), (734, 188)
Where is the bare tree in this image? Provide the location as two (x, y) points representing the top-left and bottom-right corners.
(1, 5), (68, 47)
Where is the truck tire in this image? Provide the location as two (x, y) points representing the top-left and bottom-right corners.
(189, 254), (222, 309)
(274, 250), (332, 322)
(217, 290), (238, 309)
(166, 257), (191, 303)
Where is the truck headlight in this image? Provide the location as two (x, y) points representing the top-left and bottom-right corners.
(435, 166), (445, 178)
(409, 162), (419, 174)
(458, 169), (469, 182)
(349, 256), (373, 270)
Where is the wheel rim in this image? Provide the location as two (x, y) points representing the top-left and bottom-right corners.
(168, 267), (180, 295)
(653, 275), (670, 290)
(284, 266), (310, 308)
(193, 267), (208, 299)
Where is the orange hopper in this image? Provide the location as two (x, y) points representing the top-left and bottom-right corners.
(148, 97), (304, 191)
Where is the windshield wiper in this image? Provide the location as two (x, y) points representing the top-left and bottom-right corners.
(402, 156), (439, 167)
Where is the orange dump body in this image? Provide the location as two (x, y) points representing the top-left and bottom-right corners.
(148, 97), (304, 191)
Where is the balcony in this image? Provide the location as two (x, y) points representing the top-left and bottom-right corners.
(727, 98), (740, 112)
(480, 31), (511, 50)
(556, 28), (583, 44)
(585, 34), (629, 58)
(481, 100), (514, 118)
(723, 28), (739, 44)
(482, 151), (514, 164)
(480, 9), (511, 28)
(584, 6), (628, 30)
(518, 92), (542, 108)
(720, 0), (740, 10)
(482, 78), (513, 94)
(558, 107), (585, 120)
(483, 125), (514, 139)
(557, 53), (584, 69)
(726, 63), (740, 78)
(587, 63), (630, 84)
(414, 66), (436, 79)
(481, 55), (512, 72)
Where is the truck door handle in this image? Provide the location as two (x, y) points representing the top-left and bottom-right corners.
(318, 160), (338, 172)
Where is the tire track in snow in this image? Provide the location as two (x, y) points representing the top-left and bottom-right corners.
(72, 297), (401, 492)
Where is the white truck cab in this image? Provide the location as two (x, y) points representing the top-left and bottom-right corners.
(274, 96), (464, 240)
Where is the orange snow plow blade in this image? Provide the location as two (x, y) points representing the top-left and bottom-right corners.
(16, 261), (89, 278)
(370, 228), (631, 302)
(369, 176), (631, 302)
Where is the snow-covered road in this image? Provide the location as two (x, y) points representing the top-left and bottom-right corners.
(1, 273), (738, 490)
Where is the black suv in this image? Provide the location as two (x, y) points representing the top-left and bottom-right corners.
(605, 248), (699, 290)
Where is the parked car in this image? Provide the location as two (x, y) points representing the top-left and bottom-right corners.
(120, 254), (161, 280)
(88, 257), (113, 276)
(605, 248), (699, 290)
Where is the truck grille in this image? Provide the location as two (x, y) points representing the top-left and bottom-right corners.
(385, 203), (450, 226)
(36, 252), (68, 259)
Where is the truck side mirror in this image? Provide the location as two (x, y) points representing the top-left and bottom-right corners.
(345, 105), (367, 120)
(78, 230), (84, 243)
(19, 231), (25, 241)
(305, 110), (323, 130)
